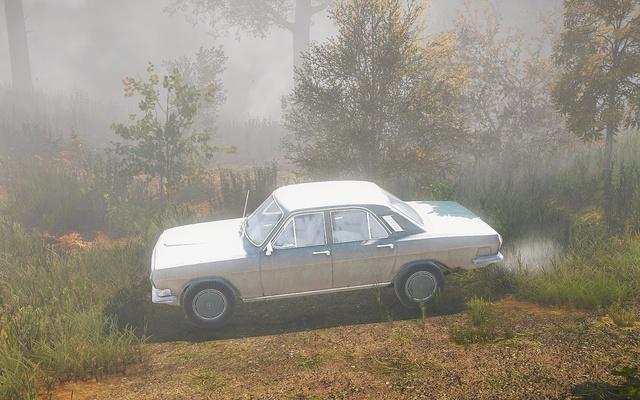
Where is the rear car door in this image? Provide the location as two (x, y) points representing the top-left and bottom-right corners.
(329, 209), (397, 287)
(259, 212), (333, 296)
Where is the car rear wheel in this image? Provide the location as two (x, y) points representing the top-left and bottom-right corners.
(394, 263), (445, 308)
(184, 282), (235, 328)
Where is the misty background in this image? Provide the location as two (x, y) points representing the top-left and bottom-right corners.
(0, 0), (558, 121)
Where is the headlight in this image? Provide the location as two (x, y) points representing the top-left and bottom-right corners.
(156, 288), (172, 297)
(498, 234), (503, 249)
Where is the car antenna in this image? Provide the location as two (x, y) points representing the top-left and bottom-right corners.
(242, 190), (250, 219)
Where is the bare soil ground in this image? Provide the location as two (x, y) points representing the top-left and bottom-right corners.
(48, 291), (639, 400)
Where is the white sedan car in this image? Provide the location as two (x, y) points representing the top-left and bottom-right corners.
(150, 181), (503, 328)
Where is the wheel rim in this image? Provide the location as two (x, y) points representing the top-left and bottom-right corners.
(192, 289), (227, 320)
(405, 271), (437, 302)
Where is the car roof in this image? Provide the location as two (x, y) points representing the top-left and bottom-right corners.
(272, 180), (391, 213)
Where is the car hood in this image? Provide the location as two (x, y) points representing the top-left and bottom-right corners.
(406, 201), (499, 237)
(153, 217), (249, 270)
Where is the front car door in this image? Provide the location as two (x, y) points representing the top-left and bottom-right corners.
(329, 208), (397, 287)
(259, 212), (333, 296)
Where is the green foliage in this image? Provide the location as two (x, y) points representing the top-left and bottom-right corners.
(216, 163), (279, 217)
(0, 218), (146, 398)
(552, 0), (640, 168)
(1, 140), (132, 235)
(430, 264), (515, 315)
(454, 2), (571, 161)
(112, 62), (222, 200)
(449, 297), (497, 344)
(515, 235), (640, 309)
(283, 0), (466, 183)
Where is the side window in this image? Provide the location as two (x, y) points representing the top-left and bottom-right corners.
(369, 213), (388, 239)
(273, 220), (295, 248)
(331, 210), (388, 244)
(273, 213), (326, 249)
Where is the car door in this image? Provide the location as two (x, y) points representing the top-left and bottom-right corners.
(259, 212), (333, 296)
(329, 208), (397, 288)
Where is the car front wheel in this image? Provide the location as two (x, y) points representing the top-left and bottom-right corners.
(183, 282), (235, 329)
(394, 263), (445, 308)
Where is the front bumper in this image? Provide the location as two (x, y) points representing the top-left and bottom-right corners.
(151, 286), (179, 305)
(472, 252), (504, 266)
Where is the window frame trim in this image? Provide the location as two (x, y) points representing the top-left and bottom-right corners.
(245, 196), (285, 248)
(329, 207), (390, 245)
(272, 211), (327, 250)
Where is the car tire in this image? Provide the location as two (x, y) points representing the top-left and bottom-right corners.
(394, 263), (445, 309)
(183, 282), (235, 329)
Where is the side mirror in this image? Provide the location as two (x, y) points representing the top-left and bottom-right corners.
(265, 242), (273, 256)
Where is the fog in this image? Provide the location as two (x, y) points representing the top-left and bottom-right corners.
(1, 0), (559, 120)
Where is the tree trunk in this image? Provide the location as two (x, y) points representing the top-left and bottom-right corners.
(604, 124), (614, 174)
(4, 0), (33, 91)
(292, 0), (311, 72)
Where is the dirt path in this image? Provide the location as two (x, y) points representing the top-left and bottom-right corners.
(48, 296), (639, 400)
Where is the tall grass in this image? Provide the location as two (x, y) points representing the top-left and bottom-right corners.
(515, 234), (640, 309)
(0, 219), (147, 398)
(448, 132), (640, 243)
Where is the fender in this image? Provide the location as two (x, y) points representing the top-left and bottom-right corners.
(180, 277), (241, 305)
(392, 259), (449, 286)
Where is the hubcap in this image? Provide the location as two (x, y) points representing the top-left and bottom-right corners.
(405, 271), (437, 302)
(193, 289), (227, 320)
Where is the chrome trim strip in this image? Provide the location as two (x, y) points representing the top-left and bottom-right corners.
(242, 282), (392, 302)
(245, 196), (285, 248)
(472, 252), (504, 266)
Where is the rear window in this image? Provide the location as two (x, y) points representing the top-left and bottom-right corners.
(384, 190), (423, 226)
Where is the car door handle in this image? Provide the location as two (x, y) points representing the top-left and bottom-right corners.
(312, 250), (331, 256)
(376, 244), (394, 249)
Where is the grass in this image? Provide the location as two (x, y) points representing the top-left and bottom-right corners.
(449, 297), (498, 344)
(607, 302), (637, 328)
(515, 234), (640, 310)
(0, 218), (147, 398)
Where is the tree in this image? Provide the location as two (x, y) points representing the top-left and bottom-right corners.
(112, 62), (222, 201)
(552, 0), (640, 173)
(454, 2), (572, 162)
(4, 0), (33, 91)
(166, 46), (227, 133)
(170, 0), (331, 70)
(283, 0), (467, 184)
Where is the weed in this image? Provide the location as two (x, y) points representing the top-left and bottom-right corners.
(294, 352), (325, 370)
(607, 302), (637, 328)
(449, 297), (497, 344)
(187, 369), (226, 391)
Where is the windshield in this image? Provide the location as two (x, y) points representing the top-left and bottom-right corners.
(245, 196), (283, 246)
(384, 190), (424, 226)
